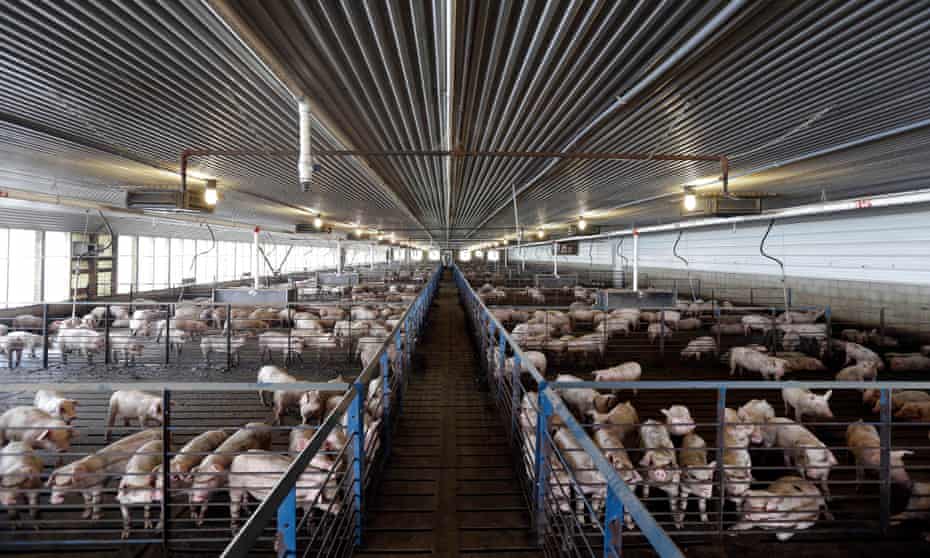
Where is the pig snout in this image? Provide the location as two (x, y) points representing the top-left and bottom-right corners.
(49, 490), (66, 505)
(652, 468), (669, 482)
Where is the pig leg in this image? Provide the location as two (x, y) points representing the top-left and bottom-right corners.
(699, 496), (708, 523)
(144, 504), (152, 529)
(91, 489), (103, 520)
(855, 461), (863, 491)
(121, 504), (132, 539)
(81, 492), (93, 519)
(672, 494), (684, 529)
(229, 489), (243, 531)
(27, 491), (39, 520)
(105, 402), (119, 442)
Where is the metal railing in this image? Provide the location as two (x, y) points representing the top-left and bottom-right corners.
(220, 263), (441, 557)
(0, 265), (441, 557)
(454, 264), (685, 558)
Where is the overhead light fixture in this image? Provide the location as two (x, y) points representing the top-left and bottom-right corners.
(313, 216), (323, 229)
(577, 218), (587, 231)
(355, 228), (363, 237)
(203, 180), (218, 206)
(537, 229), (545, 239)
(683, 188), (698, 212)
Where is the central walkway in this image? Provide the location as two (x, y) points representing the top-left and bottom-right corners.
(356, 274), (537, 557)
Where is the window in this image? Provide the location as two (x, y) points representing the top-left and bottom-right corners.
(195, 239), (218, 283)
(170, 238), (195, 286)
(139, 236), (169, 291)
(487, 250), (500, 262)
(237, 242), (252, 278)
(218, 242), (237, 281)
(428, 250), (440, 261)
(410, 250), (424, 262)
(117, 236), (135, 294)
(8, 230), (39, 306)
(44, 232), (71, 301)
(458, 250), (471, 262)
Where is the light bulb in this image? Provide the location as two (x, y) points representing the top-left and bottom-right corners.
(683, 192), (698, 211)
(313, 217), (323, 229)
(537, 229), (545, 239)
(203, 180), (218, 206)
(355, 228), (363, 237)
(578, 218), (587, 231)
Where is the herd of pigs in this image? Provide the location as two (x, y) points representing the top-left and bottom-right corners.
(477, 282), (930, 541)
(0, 365), (389, 539)
(0, 282), (422, 369)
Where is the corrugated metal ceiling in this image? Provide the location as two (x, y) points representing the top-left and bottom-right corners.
(0, 0), (927, 247)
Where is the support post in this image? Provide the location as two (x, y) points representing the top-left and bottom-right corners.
(552, 242), (558, 278)
(380, 352), (391, 459)
(276, 488), (297, 558)
(880, 388), (891, 534)
(41, 304), (49, 368)
(337, 239), (343, 275)
(164, 306), (171, 365)
(349, 384), (366, 546)
(161, 389), (171, 555)
(252, 227), (260, 289)
(511, 354), (522, 441)
(715, 386), (727, 535)
(632, 230), (639, 292)
(533, 386), (552, 545)
(604, 488), (623, 558)
(104, 304), (111, 365)
(226, 304), (233, 370)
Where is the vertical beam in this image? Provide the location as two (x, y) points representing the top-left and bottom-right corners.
(41, 303), (49, 369)
(715, 386), (727, 536)
(276, 489), (297, 558)
(534, 385), (552, 545)
(369, 243), (375, 270)
(380, 351), (391, 459)
(880, 388), (891, 534)
(349, 383), (366, 546)
(252, 227), (260, 289)
(161, 389), (171, 556)
(337, 240), (343, 275)
(604, 488), (623, 558)
(632, 230), (639, 291)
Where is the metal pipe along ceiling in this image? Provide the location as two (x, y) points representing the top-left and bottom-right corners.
(298, 99), (314, 192)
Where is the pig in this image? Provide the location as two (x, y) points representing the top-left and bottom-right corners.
(836, 360), (879, 382)
(333, 320), (370, 338)
(555, 374), (616, 421)
(256, 365), (310, 425)
(731, 476), (827, 540)
(894, 401), (930, 421)
(0, 335), (25, 368)
(639, 419), (683, 528)
(779, 352), (827, 373)
(888, 353), (930, 372)
(34, 389), (77, 424)
(777, 310), (824, 324)
(7, 331), (42, 359)
(188, 423), (273, 525)
(47, 429), (160, 520)
(108, 329), (146, 365)
(867, 330), (899, 348)
(12, 315), (42, 330)
(647, 322), (672, 344)
(836, 340), (884, 370)
(782, 387), (834, 422)
(737, 399), (776, 446)
(0, 406), (74, 454)
(227, 450), (343, 530)
(722, 409), (754, 504)
(771, 417), (837, 496)
(105, 390), (167, 442)
(299, 390), (325, 424)
(730, 347), (788, 380)
(592, 362), (641, 387)
(742, 314), (774, 336)
(594, 318), (631, 338)
(679, 432), (716, 523)
(588, 401), (639, 442)
(611, 309), (640, 330)
(662, 405), (696, 437)
(781, 330), (802, 352)
(891, 482), (930, 523)
(0, 441), (43, 523)
(711, 323), (745, 336)
(57, 328), (105, 364)
(863, 389), (930, 414)
(681, 336), (717, 361)
(117, 439), (164, 538)
(593, 428), (642, 489)
(846, 420), (912, 489)
(552, 427), (606, 522)
(155, 319), (209, 342)
(841, 329), (869, 344)
(674, 317), (702, 331)
(156, 429), (228, 489)
(498, 351), (547, 380)
(200, 334), (248, 365)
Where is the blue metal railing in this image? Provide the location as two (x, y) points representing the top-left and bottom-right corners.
(221, 264), (441, 558)
(454, 264), (685, 558)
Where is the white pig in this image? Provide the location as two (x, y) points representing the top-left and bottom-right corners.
(737, 399), (776, 447)
(200, 334), (248, 365)
(679, 432), (716, 523)
(661, 405), (696, 437)
(782, 387), (834, 422)
(846, 420), (912, 488)
(555, 374), (616, 420)
(681, 336), (717, 360)
(0, 406), (75, 454)
(639, 420), (683, 528)
(34, 390), (78, 424)
(0, 441), (42, 522)
(105, 390), (168, 441)
(771, 417), (837, 496)
(731, 476), (827, 540)
(117, 439), (164, 538)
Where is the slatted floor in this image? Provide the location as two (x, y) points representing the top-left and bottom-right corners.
(357, 275), (538, 557)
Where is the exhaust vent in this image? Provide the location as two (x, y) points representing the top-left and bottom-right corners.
(126, 190), (215, 214)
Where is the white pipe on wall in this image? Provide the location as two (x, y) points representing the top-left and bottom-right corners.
(252, 227), (260, 289)
(632, 231), (639, 292)
(298, 99), (314, 193)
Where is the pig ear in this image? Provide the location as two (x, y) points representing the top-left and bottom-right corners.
(892, 450), (915, 458)
(707, 461), (717, 470)
(45, 471), (57, 487)
(824, 390), (833, 401)
(639, 454), (652, 467)
(36, 429), (50, 441)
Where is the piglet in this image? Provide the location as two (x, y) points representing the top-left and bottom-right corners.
(782, 387), (833, 423)
(117, 439), (164, 539)
(731, 476), (828, 540)
(0, 441), (43, 523)
(679, 432), (716, 523)
(106, 390), (169, 442)
(661, 405), (696, 437)
(639, 419), (683, 529)
(34, 390), (78, 424)
(0, 406), (75, 454)
(846, 420), (912, 489)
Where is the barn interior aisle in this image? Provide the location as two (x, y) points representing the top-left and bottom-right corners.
(357, 271), (535, 557)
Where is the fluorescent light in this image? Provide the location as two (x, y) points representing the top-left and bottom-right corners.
(577, 218), (587, 231)
(204, 180), (218, 206)
(683, 192), (698, 211)
(313, 217), (323, 229)
(537, 229), (545, 239)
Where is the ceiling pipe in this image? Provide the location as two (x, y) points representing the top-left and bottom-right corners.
(298, 99), (315, 193)
(515, 186), (930, 248)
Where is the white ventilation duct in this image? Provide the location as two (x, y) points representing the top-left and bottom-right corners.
(298, 98), (314, 192)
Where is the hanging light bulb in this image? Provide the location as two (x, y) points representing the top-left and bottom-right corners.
(355, 227), (363, 237)
(203, 180), (218, 206)
(577, 218), (587, 231)
(313, 216), (323, 229)
(683, 189), (698, 212)
(537, 229), (545, 239)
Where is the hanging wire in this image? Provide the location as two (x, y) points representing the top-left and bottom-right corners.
(673, 230), (697, 302)
(760, 218), (791, 320)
